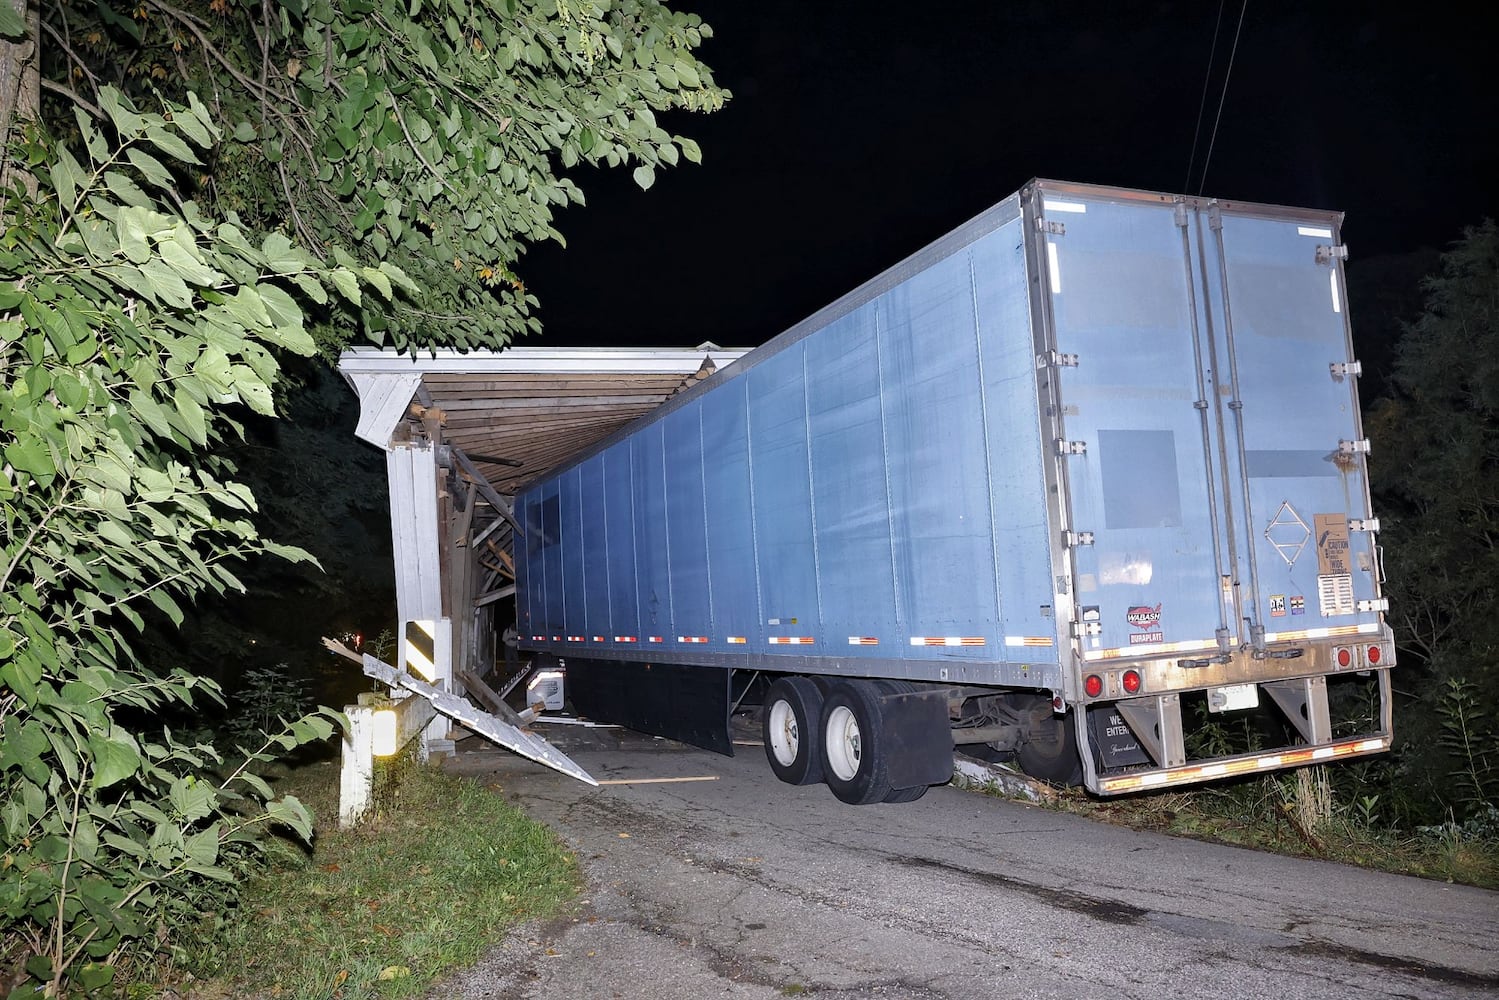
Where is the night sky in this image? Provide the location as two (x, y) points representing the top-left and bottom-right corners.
(520, 1), (1495, 353)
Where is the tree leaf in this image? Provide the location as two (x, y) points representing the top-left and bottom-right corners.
(90, 735), (142, 789)
(632, 164), (655, 191)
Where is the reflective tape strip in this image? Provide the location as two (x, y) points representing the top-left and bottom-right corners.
(567, 636), (585, 643)
(592, 636), (605, 643)
(1043, 199), (1088, 214)
(647, 636), (664, 643)
(1097, 735), (1391, 793)
(677, 636), (709, 644)
(1264, 622), (1379, 643)
(552, 635), (561, 642)
(910, 637), (985, 647)
(532, 635), (546, 642)
(1083, 637), (1219, 661)
(769, 636), (814, 645)
(1005, 636), (1054, 647)
(847, 637), (880, 646)
(727, 636), (747, 644)
(1297, 225), (1334, 238)
(614, 636), (637, 643)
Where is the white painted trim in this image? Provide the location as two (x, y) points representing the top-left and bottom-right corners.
(345, 371), (421, 447)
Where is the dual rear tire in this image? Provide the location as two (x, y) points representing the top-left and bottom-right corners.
(763, 677), (930, 804)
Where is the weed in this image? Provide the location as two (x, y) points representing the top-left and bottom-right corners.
(179, 760), (579, 999)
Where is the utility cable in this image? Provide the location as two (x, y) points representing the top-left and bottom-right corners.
(1197, 0), (1251, 195)
(1183, 0), (1228, 193)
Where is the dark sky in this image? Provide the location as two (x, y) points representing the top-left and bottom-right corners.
(521, 1), (1495, 351)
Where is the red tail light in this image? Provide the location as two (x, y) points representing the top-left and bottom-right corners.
(1121, 669), (1142, 694)
(1335, 646), (1352, 668)
(1366, 645), (1382, 665)
(1084, 674), (1103, 698)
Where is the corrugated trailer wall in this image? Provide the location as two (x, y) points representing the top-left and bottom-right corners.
(517, 196), (1064, 691)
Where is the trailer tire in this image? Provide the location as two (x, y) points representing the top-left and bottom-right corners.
(1016, 705), (1084, 787)
(762, 676), (825, 786)
(882, 783), (930, 803)
(820, 680), (894, 805)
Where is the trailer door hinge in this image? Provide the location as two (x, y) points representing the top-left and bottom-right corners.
(1037, 349), (1079, 369)
(1071, 620), (1102, 638)
(1063, 530), (1095, 548)
(1357, 597), (1390, 613)
(1056, 439), (1088, 456)
(1338, 438), (1372, 456)
(1316, 244), (1350, 265)
(1349, 517), (1380, 533)
(1036, 218), (1066, 236)
(1330, 360), (1362, 380)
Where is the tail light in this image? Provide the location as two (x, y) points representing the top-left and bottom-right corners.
(1335, 646), (1352, 668)
(1121, 669), (1142, 694)
(1084, 674), (1103, 698)
(1366, 645), (1382, 665)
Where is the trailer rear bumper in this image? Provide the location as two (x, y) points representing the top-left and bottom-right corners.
(1079, 667), (1394, 796)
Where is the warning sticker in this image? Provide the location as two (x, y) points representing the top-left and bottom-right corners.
(1314, 514), (1351, 576)
(1290, 595), (1305, 616)
(1269, 594), (1287, 618)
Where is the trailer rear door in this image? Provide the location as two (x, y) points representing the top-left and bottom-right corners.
(1036, 192), (1230, 661)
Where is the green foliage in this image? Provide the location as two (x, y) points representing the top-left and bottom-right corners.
(226, 662), (312, 742)
(1436, 677), (1497, 814)
(1365, 219), (1499, 823)
(197, 761), (579, 999)
(43, 0), (729, 355)
(0, 89), (375, 996)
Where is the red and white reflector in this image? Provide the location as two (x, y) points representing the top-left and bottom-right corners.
(769, 636), (814, 645)
(677, 636), (709, 644)
(614, 636), (638, 643)
(647, 636), (664, 644)
(847, 637), (880, 646)
(727, 636), (747, 644)
(909, 636), (985, 647)
(592, 636), (605, 643)
(567, 635), (585, 643)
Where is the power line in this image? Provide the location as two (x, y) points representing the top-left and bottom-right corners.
(1197, 0), (1251, 195)
(1183, 0), (1228, 193)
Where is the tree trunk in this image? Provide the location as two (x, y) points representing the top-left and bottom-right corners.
(1, 0), (40, 202)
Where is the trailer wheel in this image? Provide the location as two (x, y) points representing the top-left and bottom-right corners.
(1015, 702), (1084, 786)
(882, 783), (929, 803)
(762, 676), (825, 785)
(820, 680), (894, 805)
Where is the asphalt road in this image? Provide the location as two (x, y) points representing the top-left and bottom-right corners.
(433, 722), (1499, 1000)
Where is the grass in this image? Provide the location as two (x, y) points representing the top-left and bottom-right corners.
(172, 755), (580, 1000)
(1011, 769), (1499, 890)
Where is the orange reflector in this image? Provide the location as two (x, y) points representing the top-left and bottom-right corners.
(727, 636), (747, 644)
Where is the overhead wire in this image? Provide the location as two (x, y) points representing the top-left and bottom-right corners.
(1196, 0), (1251, 195)
(1182, 0), (1228, 193)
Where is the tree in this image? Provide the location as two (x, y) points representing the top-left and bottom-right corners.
(4, 0), (727, 991)
(41, 0), (729, 354)
(1366, 219), (1499, 819)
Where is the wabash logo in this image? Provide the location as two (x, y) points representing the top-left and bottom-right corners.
(1126, 604), (1162, 630)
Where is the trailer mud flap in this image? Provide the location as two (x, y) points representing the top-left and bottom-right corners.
(883, 691), (955, 789)
(359, 653), (597, 785)
(565, 658), (734, 756)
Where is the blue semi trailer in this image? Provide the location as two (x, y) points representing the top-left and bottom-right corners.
(513, 179), (1394, 802)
